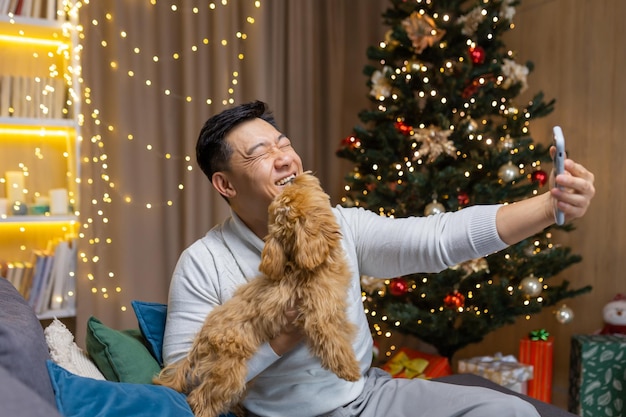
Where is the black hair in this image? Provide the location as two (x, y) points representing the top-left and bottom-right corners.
(196, 100), (278, 181)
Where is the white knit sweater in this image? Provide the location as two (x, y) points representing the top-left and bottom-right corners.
(163, 204), (506, 417)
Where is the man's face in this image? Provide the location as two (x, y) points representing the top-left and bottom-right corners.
(216, 118), (303, 232)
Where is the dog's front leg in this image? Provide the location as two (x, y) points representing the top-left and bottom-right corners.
(302, 310), (361, 382)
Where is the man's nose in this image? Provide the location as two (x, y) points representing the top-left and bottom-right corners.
(274, 148), (293, 167)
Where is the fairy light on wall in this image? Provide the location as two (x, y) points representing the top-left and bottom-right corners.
(78, 1), (262, 311)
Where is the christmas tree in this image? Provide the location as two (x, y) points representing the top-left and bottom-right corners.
(336, 0), (591, 359)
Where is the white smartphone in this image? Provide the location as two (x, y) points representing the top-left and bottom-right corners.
(552, 126), (566, 225)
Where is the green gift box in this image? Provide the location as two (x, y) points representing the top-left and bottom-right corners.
(568, 334), (626, 416)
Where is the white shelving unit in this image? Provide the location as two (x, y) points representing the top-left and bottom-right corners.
(0, 2), (81, 320)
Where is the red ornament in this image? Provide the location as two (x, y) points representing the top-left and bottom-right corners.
(340, 135), (360, 150)
(394, 120), (413, 136)
(469, 45), (486, 65)
(461, 73), (495, 99)
(531, 170), (548, 186)
(457, 191), (470, 206)
(462, 82), (479, 99)
(388, 278), (409, 296)
(443, 290), (465, 309)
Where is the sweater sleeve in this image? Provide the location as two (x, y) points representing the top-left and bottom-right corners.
(336, 204), (507, 278)
(162, 241), (222, 367)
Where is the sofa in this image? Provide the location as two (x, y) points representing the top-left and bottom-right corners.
(0, 277), (577, 417)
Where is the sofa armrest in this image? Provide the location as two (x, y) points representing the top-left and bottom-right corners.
(0, 365), (61, 417)
(0, 278), (56, 406)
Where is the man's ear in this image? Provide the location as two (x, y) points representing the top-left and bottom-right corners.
(212, 172), (236, 199)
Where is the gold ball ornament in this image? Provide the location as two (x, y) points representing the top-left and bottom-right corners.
(425, 200), (445, 216)
(555, 304), (575, 324)
(519, 274), (542, 297)
(498, 161), (520, 182)
(406, 58), (422, 73)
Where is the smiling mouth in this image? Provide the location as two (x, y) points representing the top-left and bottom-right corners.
(275, 174), (296, 186)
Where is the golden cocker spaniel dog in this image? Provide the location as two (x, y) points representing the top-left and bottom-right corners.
(154, 172), (360, 417)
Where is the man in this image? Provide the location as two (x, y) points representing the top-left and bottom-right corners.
(163, 101), (595, 417)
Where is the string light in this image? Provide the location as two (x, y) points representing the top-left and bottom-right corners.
(78, 1), (263, 311)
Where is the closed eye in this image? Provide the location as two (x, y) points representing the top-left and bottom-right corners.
(278, 136), (292, 148)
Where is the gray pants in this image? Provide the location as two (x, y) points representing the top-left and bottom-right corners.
(322, 367), (540, 417)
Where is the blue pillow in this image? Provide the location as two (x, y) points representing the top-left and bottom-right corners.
(131, 300), (167, 366)
(47, 361), (195, 417)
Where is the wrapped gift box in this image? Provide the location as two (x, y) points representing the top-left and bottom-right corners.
(457, 353), (533, 394)
(519, 331), (554, 403)
(381, 347), (451, 379)
(568, 334), (626, 417)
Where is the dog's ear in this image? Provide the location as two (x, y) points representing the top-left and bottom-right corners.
(259, 235), (288, 278)
(293, 217), (333, 270)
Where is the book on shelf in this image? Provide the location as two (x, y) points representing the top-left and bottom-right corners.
(0, 261), (33, 299)
(28, 249), (54, 313)
(0, 75), (68, 119)
(11, 0), (22, 15)
(4, 262), (14, 284)
(4, 262), (26, 293)
(23, 76), (32, 118)
(1, 0), (63, 21)
(19, 260), (34, 298)
(47, 237), (76, 311)
(25, 236), (76, 315)
(0, 75), (10, 118)
(13, 76), (23, 118)
(45, 0), (54, 20)
(5, 260), (34, 298)
(21, 0), (32, 18)
(53, 77), (66, 119)
(7, 261), (24, 293)
(0, 1), (11, 15)
(36, 238), (59, 314)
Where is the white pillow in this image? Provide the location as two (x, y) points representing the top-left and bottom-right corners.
(44, 318), (106, 380)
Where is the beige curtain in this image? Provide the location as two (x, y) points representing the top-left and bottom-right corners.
(76, 0), (388, 338)
(257, 1), (389, 201)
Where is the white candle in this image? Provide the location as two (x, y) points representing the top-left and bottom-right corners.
(5, 171), (24, 203)
(0, 198), (7, 217)
(49, 188), (68, 215)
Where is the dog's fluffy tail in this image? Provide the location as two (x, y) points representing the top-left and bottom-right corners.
(153, 359), (193, 393)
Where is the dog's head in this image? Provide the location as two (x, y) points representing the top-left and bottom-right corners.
(259, 172), (342, 278)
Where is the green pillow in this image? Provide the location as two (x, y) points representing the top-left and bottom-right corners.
(85, 316), (161, 384)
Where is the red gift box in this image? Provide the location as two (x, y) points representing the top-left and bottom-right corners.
(519, 331), (554, 403)
(381, 347), (451, 379)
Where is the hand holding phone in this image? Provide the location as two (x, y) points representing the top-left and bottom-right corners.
(552, 126), (566, 225)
